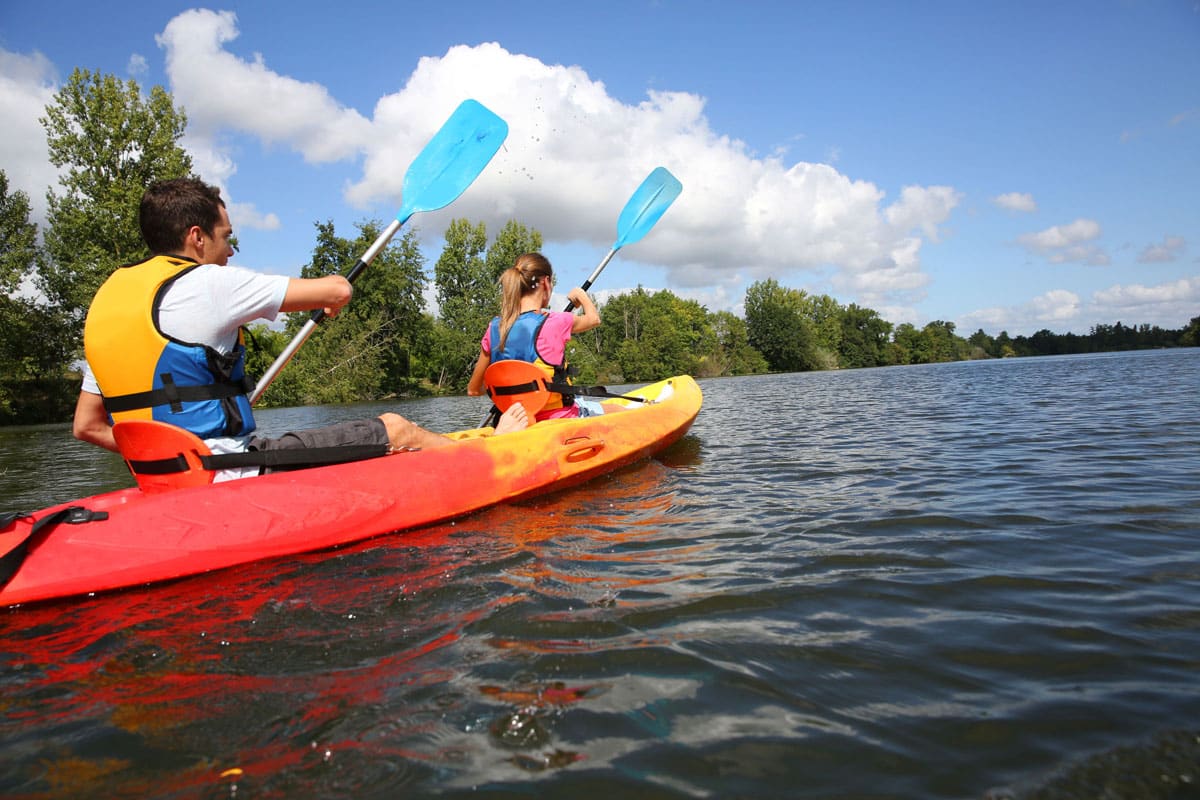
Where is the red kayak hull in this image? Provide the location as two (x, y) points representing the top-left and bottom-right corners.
(1, 376), (700, 606)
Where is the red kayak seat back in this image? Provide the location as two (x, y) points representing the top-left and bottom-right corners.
(111, 420), (215, 494)
(484, 359), (551, 419)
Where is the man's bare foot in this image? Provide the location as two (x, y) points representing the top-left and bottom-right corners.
(494, 402), (529, 434)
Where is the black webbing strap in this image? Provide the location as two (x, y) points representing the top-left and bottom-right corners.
(0, 506), (110, 590)
(102, 375), (255, 414)
(490, 379), (646, 404)
(489, 379), (543, 397)
(128, 454), (191, 475)
(125, 443), (390, 477)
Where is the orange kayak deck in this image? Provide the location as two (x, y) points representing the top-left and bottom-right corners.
(0, 376), (701, 606)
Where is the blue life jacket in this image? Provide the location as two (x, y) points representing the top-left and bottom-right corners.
(489, 311), (573, 411)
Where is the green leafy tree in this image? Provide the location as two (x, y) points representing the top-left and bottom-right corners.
(241, 323), (290, 391)
(0, 173), (74, 421)
(302, 221), (428, 390)
(433, 219), (490, 389)
(484, 219), (543, 283)
(838, 303), (893, 368)
(744, 278), (820, 372)
(994, 330), (1016, 358)
(1180, 316), (1200, 347)
(596, 288), (715, 383)
(805, 293), (844, 368)
(37, 68), (193, 337)
(709, 310), (768, 376)
(257, 220), (430, 406)
(435, 218), (489, 326)
(890, 320), (967, 364)
(967, 328), (994, 360)
(889, 322), (923, 365)
(923, 320), (966, 362)
(0, 171), (39, 295)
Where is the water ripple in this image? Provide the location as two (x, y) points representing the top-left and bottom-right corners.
(2, 350), (1199, 798)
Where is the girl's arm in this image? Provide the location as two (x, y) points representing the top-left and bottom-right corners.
(566, 288), (601, 333)
(467, 348), (490, 396)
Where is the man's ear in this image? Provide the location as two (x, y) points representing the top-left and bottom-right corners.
(182, 225), (205, 255)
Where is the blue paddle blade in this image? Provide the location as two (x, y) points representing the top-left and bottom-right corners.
(396, 99), (508, 225)
(613, 166), (682, 249)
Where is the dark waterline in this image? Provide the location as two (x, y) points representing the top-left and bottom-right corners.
(2, 349), (1198, 798)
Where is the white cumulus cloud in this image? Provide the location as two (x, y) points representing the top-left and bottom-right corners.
(958, 277), (1199, 336)
(1091, 276), (1200, 318)
(148, 12), (962, 315)
(993, 192), (1036, 213)
(156, 9), (373, 162)
(1137, 235), (1186, 264)
(1017, 218), (1109, 266)
(0, 47), (58, 220)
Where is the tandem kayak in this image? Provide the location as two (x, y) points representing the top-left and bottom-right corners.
(0, 375), (701, 606)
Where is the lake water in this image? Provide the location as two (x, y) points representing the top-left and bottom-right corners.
(2, 349), (1198, 799)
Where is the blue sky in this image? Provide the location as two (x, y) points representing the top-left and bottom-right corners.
(2, 0), (1197, 336)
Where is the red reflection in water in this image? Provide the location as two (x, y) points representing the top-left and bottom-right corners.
(3, 449), (703, 795)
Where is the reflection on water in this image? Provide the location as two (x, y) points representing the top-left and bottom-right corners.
(2, 350), (1199, 799)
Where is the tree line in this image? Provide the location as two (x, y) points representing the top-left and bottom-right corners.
(2, 68), (1197, 424)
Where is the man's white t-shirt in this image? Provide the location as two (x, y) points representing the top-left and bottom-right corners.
(82, 263), (290, 480)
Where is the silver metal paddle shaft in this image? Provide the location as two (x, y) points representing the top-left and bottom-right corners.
(566, 247), (617, 311)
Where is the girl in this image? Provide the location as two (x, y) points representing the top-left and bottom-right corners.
(467, 253), (601, 421)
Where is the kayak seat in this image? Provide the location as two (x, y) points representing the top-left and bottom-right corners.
(483, 360), (650, 427)
(111, 420), (216, 494)
(484, 360), (552, 419)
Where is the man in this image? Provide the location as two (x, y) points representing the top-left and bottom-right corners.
(74, 178), (526, 480)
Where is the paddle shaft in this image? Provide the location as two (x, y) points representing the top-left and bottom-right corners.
(564, 247), (617, 312)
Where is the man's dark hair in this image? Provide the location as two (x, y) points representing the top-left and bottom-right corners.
(140, 178), (226, 254)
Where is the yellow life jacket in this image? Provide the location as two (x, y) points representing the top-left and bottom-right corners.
(83, 255), (256, 438)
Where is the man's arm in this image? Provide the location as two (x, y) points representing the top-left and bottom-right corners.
(279, 275), (353, 314)
(73, 390), (119, 453)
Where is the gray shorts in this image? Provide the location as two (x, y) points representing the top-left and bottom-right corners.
(248, 418), (389, 452)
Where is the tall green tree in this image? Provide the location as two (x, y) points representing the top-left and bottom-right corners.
(37, 68), (193, 336)
(305, 220), (428, 390)
(596, 288), (715, 382)
(0, 173), (74, 421)
(435, 218), (490, 329)
(0, 172), (39, 295)
(889, 322), (923, 365)
(838, 303), (893, 368)
(805, 293), (844, 367)
(994, 330), (1016, 358)
(484, 219), (543, 283)
(1181, 316), (1200, 347)
(744, 278), (820, 372)
(704, 310), (767, 376)
(922, 320), (965, 362)
(967, 328), (995, 359)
